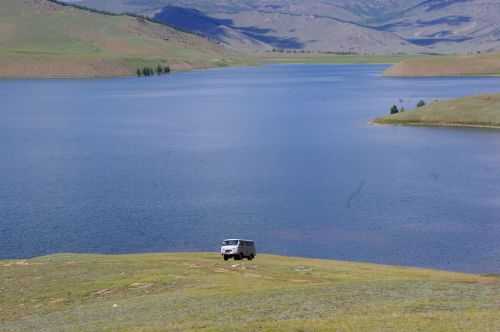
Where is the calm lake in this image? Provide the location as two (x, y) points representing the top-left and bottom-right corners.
(2, 64), (500, 273)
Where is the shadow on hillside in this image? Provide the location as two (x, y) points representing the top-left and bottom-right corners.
(153, 6), (303, 49)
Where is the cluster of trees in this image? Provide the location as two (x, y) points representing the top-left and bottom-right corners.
(270, 48), (312, 54)
(389, 100), (426, 115)
(136, 65), (171, 77)
(268, 49), (384, 56)
(319, 51), (358, 55)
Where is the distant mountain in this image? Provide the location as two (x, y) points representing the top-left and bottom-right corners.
(371, 0), (500, 53)
(0, 0), (236, 78)
(69, 0), (500, 54)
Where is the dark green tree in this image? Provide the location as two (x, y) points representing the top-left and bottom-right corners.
(156, 64), (163, 75)
(144, 67), (154, 76)
(163, 65), (171, 74)
(417, 100), (426, 108)
(390, 105), (399, 115)
(136, 68), (142, 77)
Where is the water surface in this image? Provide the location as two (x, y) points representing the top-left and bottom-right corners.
(2, 65), (500, 273)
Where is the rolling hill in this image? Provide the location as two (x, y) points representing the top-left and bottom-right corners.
(1, 253), (500, 331)
(0, 0), (241, 78)
(67, 0), (500, 54)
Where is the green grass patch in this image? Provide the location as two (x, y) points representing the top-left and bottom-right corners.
(373, 93), (500, 129)
(1, 253), (499, 331)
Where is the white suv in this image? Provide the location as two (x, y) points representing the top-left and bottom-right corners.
(221, 239), (256, 261)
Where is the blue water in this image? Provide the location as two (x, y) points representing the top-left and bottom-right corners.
(2, 64), (500, 273)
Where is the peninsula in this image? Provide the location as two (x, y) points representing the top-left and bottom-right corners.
(374, 94), (500, 129)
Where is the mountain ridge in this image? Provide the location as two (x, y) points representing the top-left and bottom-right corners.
(69, 0), (500, 54)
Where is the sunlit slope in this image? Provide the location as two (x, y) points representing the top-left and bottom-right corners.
(0, 0), (239, 78)
(75, 0), (500, 54)
(385, 53), (500, 77)
(374, 94), (500, 128)
(1, 253), (500, 331)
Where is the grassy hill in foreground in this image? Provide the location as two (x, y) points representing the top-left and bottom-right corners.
(373, 94), (500, 129)
(385, 53), (500, 77)
(0, 0), (243, 78)
(1, 253), (500, 331)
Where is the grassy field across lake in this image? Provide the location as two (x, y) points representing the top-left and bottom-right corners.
(385, 53), (500, 77)
(258, 53), (421, 65)
(373, 94), (500, 129)
(1, 253), (500, 331)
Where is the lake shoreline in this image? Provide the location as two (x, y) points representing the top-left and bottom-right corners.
(384, 53), (500, 77)
(2, 251), (498, 275)
(0, 62), (240, 80)
(372, 93), (500, 130)
(383, 73), (500, 78)
(0, 54), (411, 80)
(371, 119), (500, 130)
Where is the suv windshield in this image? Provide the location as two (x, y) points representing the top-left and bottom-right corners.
(222, 240), (238, 246)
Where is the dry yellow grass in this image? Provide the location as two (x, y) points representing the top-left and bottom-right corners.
(385, 53), (500, 77)
(373, 93), (500, 128)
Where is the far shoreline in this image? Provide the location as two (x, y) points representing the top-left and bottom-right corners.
(383, 53), (500, 77)
(0, 54), (413, 80)
(383, 73), (500, 78)
(372, 93), (500, 131)
(371, 119), (500, 130)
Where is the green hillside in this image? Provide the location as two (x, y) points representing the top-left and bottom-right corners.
(0, 0), (242, 78)
(374, 94), (500, 129)
(1, 253), (499, 331)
